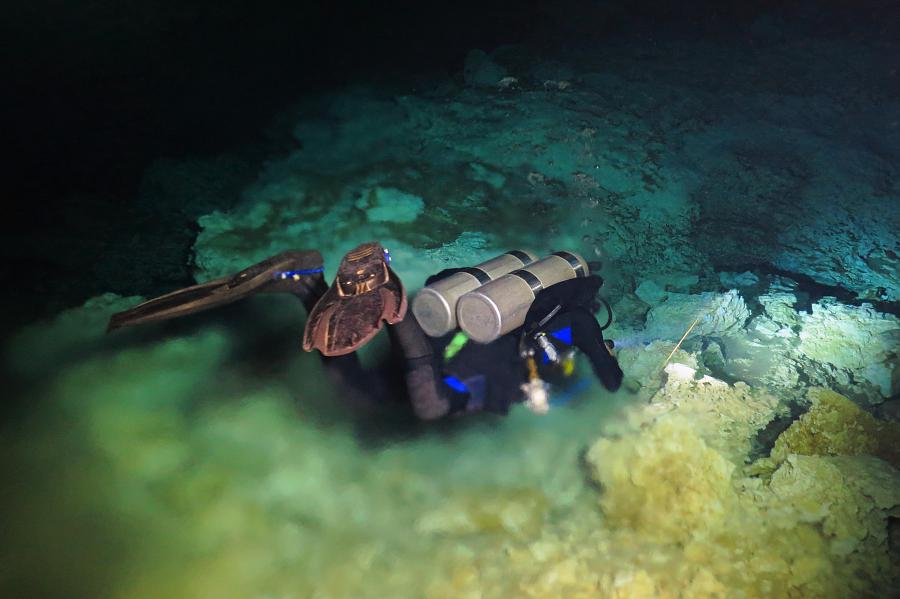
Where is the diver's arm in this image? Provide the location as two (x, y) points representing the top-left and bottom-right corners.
(529, 274), (623, 392)
(568, 307), (623, 391)
(524, 275), (603, 332)
(387, 315), (467, 420)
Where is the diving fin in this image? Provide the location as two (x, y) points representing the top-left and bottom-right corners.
(107, 250), (324, 331)
(302, 242), (406, 356)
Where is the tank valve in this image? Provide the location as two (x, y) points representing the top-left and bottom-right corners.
(534, 332), (559, 363)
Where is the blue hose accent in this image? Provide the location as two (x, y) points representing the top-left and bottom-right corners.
(550, 326), (573, 345)
(443, 375), (469, 393)
(275, 267), (324, 279)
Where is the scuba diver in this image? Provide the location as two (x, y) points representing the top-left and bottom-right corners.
(108, 242), (623, 420)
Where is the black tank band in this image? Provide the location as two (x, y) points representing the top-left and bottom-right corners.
(509, 269), (543, 293)
(505, 250), (534, 266)
(460, 267), (491, 285)
(552, 251), (585, 277)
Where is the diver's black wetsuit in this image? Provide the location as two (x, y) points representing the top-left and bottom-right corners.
(299, 272), (622, 420)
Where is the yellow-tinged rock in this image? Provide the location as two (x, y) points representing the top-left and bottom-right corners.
(771, 387), (900, 467)
(683, 569), (728, 598)
(415, 488), (549, 537)
(648, 363), (787, 464)
(789, 556), (830, 587)
(608, 569), (661, 599)
(769, 454), (900, 561)
(586, 417), (736, 542)
(573, 372), (900, 599)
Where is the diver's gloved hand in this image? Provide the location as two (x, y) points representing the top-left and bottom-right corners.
(521, 378), (550, 414)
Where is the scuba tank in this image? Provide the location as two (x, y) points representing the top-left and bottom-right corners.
(423, 249), (613, 415)
(412, 250), (537, 337)
(456, 251), (589, 343)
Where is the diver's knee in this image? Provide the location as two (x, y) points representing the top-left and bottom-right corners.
(406, 367), (451, 420)
(412, 400), (450, 421)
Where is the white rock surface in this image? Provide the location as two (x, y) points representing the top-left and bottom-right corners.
(638, 289), (750, 343)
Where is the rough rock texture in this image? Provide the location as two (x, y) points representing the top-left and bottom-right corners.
(572, 369), (900, 599)
(357, 187), (425, 223)
(6, 293), (900, 598)
(184, 33), (899, 303)
(674, 58), (900, 301)
(709, 280), (900, 405)
(192, 73), (710, 290)
(586, 416), (737, 542)
(192, 180), (499, 291)
(770, 387), (900, 468)
(719, 270), (760, 288)
(611, 340), (697, 396)
(637, 289), (751, 343)
(723, 317), (806, 396)
(649, 363), (786, 464)
(797, 299), (900, 401)
(608, 277), (898, 412)
(769, 454), (900, 561)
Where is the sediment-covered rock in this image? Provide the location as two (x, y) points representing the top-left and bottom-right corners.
(769, 387), (900, 468)
(568, 368), (900, 599)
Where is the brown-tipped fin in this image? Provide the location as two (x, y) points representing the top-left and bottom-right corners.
(302, 242), (406, 356)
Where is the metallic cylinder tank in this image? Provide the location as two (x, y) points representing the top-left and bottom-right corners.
(412, 250), (537, 337)
(456, 251), (589, 344)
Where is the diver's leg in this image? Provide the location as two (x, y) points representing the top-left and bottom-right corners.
(566, 307), (624, 391)
(319, 353), (398, 408)
(288, 272), (329, 313)
(289, 270), (398, 406)
(387, 316), (469, 420)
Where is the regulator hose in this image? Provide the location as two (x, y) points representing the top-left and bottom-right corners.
(597, 297), (613, 330)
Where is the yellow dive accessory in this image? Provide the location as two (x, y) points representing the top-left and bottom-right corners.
(560, 350), (576, 377)
(526, 354), (539, 382)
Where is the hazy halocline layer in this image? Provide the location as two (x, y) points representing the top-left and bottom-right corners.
(3, 275), (898, 597)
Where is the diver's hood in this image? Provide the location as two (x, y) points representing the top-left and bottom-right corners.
(302, 242), (407, 356)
